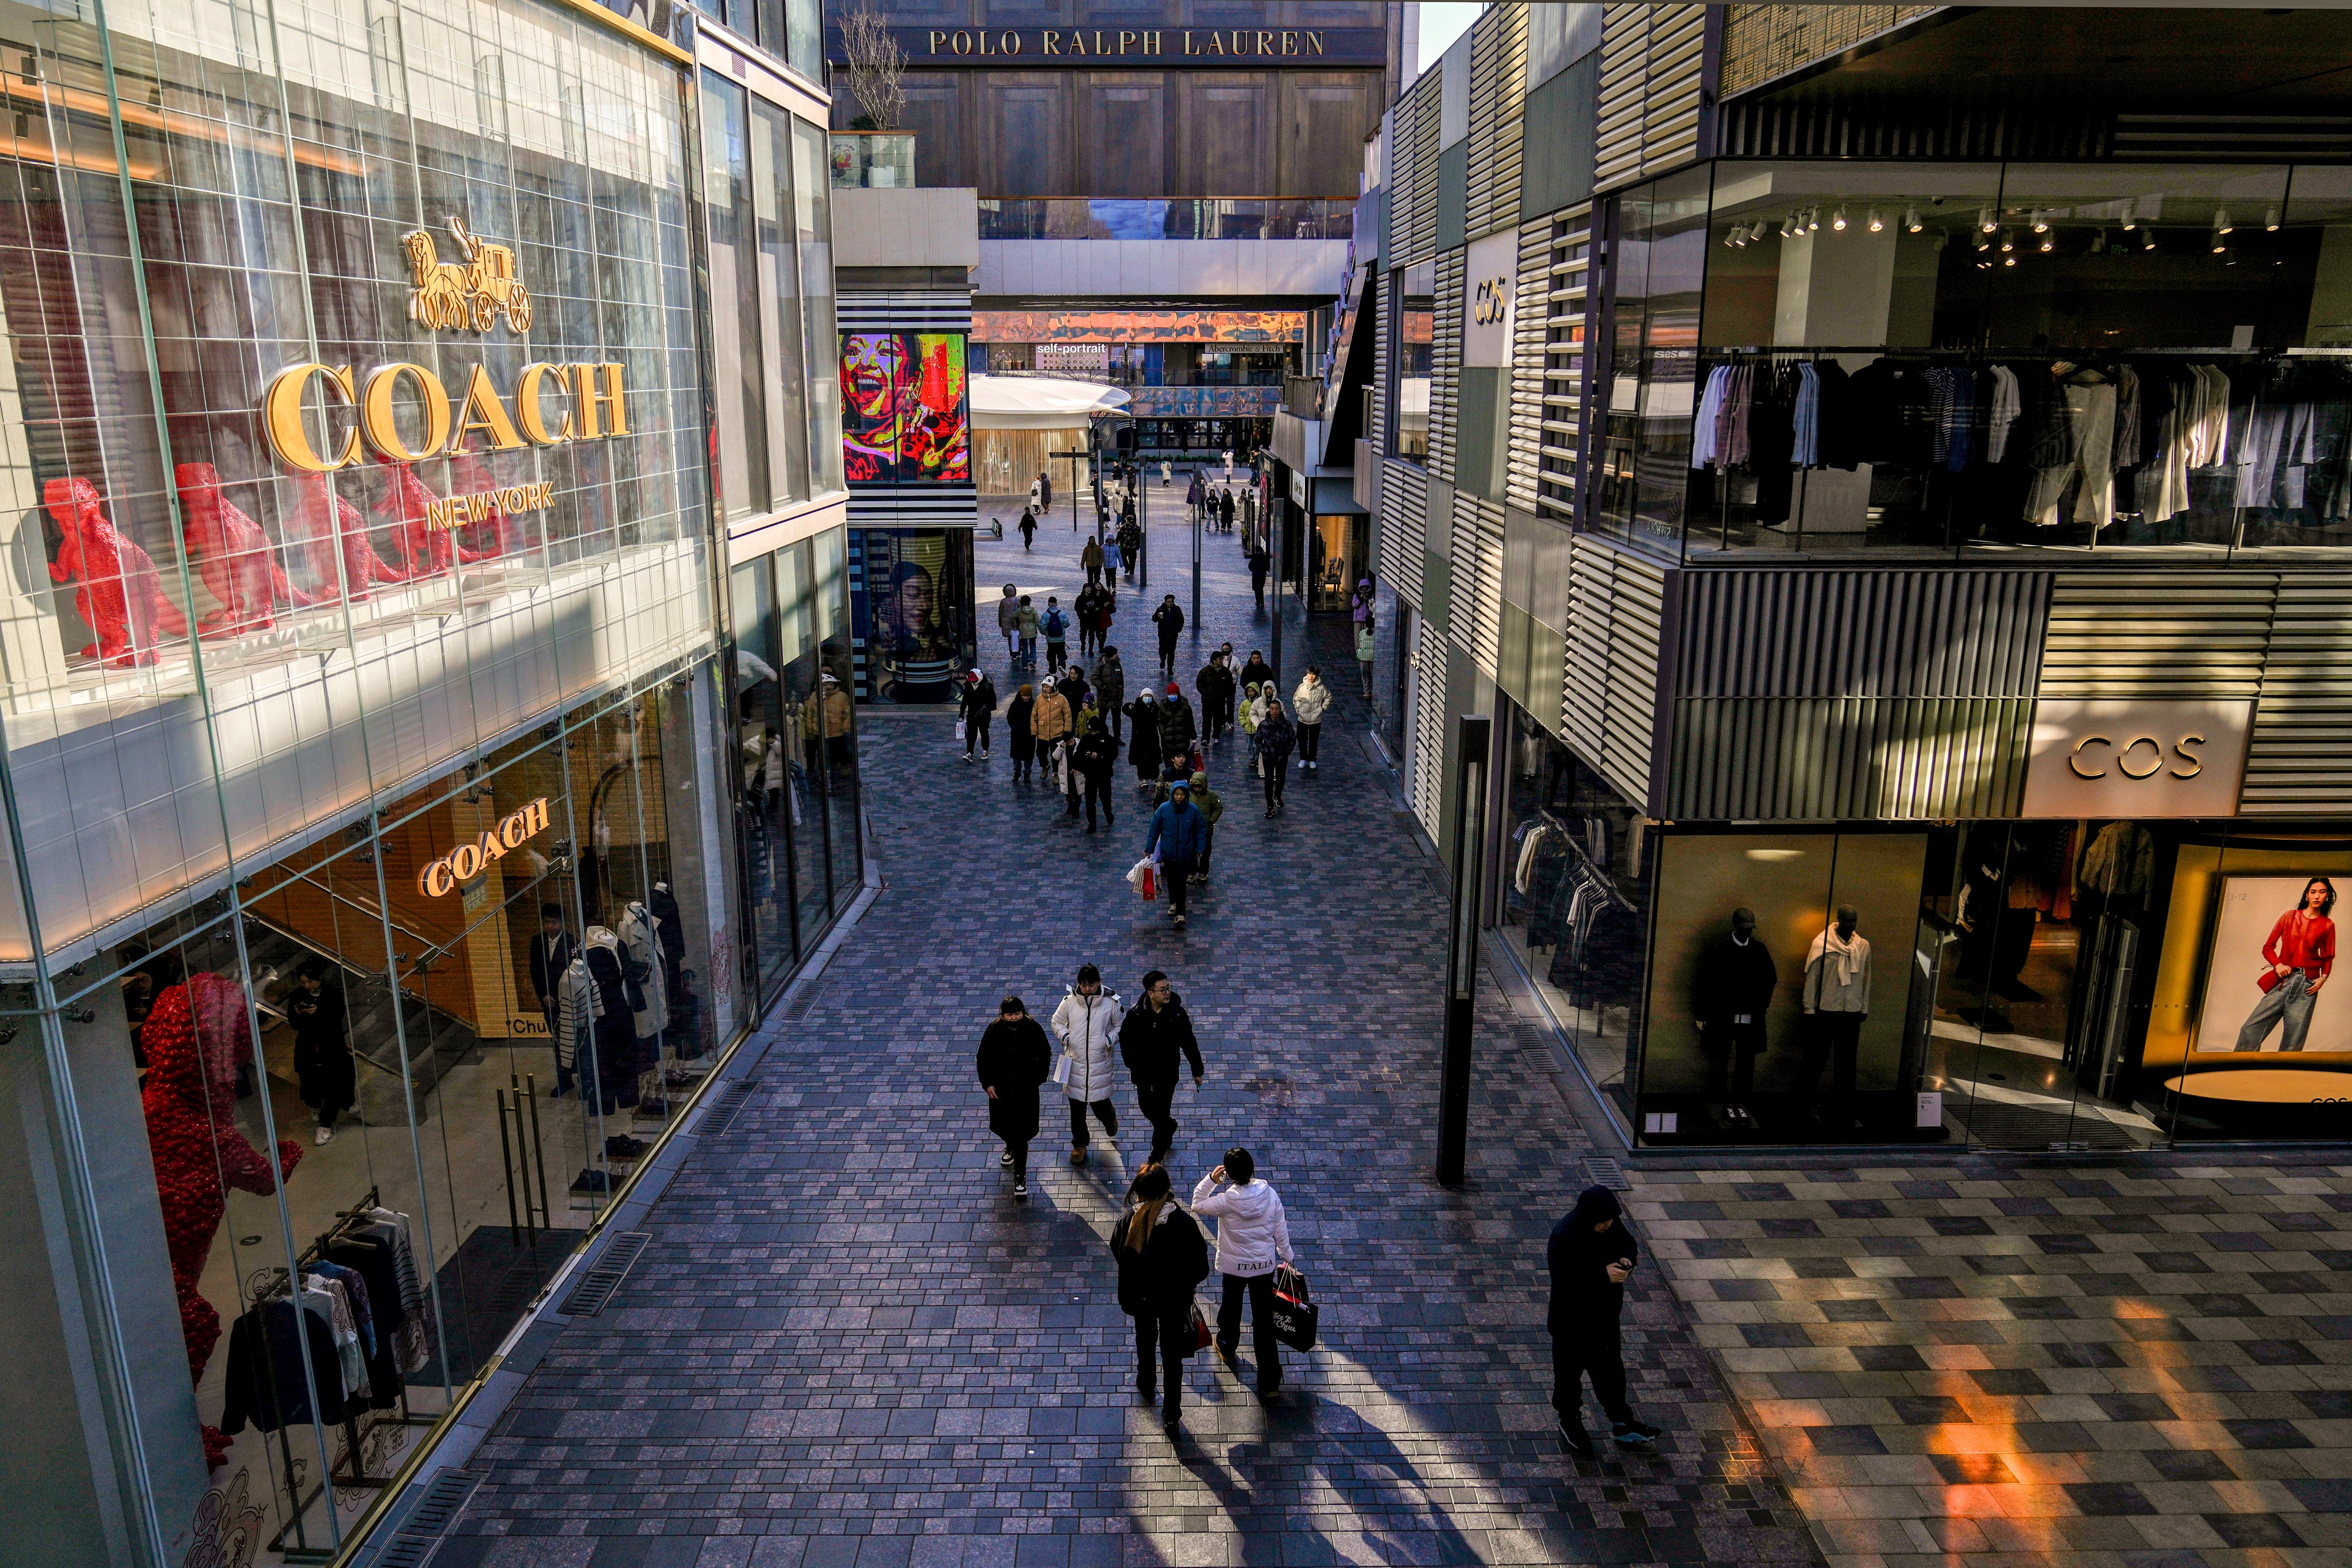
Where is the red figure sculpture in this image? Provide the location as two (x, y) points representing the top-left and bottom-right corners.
(173, 463), (315, 637)
(443, 451), (517, 561)
(139, 972), (303, 1468)
(283, 471), (410, 602)
(45, 477), (190, 667)
(373, 457), (490, 580)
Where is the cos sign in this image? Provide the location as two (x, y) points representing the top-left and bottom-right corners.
(2022, 700), (2252, 819)
(420, 797), (552, 896)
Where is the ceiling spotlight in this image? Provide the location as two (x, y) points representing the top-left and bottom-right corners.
(1832, 205), (1848, 232)
(2142, 227), (2157, 252)
(2040, 231), (2054, 252)
(2266, 205), (2281, 231)
(1726, 227), (1741, 248)
(1780, 212), (1795, 238)
(1904, 205), (1922, 233)
(1867, 208), (1884, 233)
(1999, 227), (2015, 253)
(2121, 199), (2137, 231)
(2214, 231), (2228, 253)
(2094, 227), (2108, 253)
(1980, 206), (1997, 233)
(1974, 230), (1991, 252)
(1807, 207), (1821, 232)
(2003, 255), (2016, 267)
(1753, 220), (1771, 242)
(2215, 206), (2233, 235)
(2030, 208), (2049, 233)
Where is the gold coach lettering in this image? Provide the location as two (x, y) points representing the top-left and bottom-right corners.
(419, 797), (552, 896)
(2069, 733), (2205, 781)
(264, 360), (626, 471)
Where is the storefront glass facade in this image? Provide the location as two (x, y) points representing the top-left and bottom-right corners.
(1625, 819), (2352, 1152)
(0, 0), (818, 1557)
(1592, 160), (2352, 560)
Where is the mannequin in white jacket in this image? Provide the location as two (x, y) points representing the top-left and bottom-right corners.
(1051, 964), (1125, 1165)
(1193, 1146), (1295, 1396)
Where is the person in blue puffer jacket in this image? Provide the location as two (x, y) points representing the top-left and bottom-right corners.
(1144, 779), (1208, 930)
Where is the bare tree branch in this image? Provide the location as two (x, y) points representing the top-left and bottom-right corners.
(840, 6), (907, 133)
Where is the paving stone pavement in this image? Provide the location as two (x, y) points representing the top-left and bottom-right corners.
(1634, 1158), (2352, 1568)
(435, 483), (1817, 1567)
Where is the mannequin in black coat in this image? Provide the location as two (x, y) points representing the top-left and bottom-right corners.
(976, 999), (1052, 1195)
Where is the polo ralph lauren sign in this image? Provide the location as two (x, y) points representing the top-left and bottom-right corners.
(831, 24), (1386, 67)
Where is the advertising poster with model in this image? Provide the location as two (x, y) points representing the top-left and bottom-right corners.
(2195, 874), (2346, 1055)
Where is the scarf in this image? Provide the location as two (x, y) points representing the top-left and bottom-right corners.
(1821, 925), (1861, 987)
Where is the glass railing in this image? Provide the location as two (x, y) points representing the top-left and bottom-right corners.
(829, 132), (916, 188)
(976, 199), (1354, 240)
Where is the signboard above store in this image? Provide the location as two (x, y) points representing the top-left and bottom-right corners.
(832, 24), (1385, 67)
(2021, 698), (2253, 818)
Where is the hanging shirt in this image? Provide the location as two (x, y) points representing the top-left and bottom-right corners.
(1691, 366), (1728, 469)
(1985, 365), (2023, 464)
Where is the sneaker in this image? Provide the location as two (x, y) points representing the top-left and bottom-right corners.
(1561, 1422), (1596, 1461)
(1612, 1421), (1660, 1446)
(1071, 1146), (1088, 1165)
(1173, 914), (1186, 930)
(1000, 1150), (1014, 1168)
(1013, 1179), (1028, 1199)
(315, 1125), (335, 1145)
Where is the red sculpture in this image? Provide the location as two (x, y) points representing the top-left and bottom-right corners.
(139, 972), (302, 1468)
(283, 471), (410, 602)
(45, 477), (189, 667)
(174, 463), (315, 636)
(373, 457), (491, 580)
(444, 451), (518, 561)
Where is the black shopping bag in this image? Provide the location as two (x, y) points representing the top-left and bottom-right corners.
(1270, 1266), (1318, 1351)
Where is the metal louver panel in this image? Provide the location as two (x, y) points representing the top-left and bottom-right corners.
(1537, 210), (1593, 524)
(2040, 573), (2273, 699)
(1670, 697), (2033, 820)
(1430, 248), (1465, 481)
(1561, 538), (1666, 810)
(2244, 573), (2352, 816)
(1507, 217), (1550, 513)
(1413, 618), (1450, 836)
(1446, 492), (1506, 678)
(1679, 569), (2048, 698)
(1380, 459), (1427, 604)
(1397, 72), (1442, 268)
(1596, 3), (1708, 192)
(1466, 3), (1528, 241)
(1371, 268), (1391, 473)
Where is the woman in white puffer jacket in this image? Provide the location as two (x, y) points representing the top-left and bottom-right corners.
(1051, 964), (1126, 1165)
(1192, 1145), (1297, 1396)
(1289, 669), (1333, 773)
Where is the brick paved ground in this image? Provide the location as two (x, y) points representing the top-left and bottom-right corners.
(1635, 1159), (2352, 1568)
(435, 481), (1816, 1566)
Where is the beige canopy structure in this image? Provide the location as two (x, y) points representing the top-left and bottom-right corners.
(971, 373), (1132, 499)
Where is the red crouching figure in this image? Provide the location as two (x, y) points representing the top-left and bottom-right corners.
(44, 476), (188, 666)
(173, 462), (315, 636)
(374, 456), (490, 580)
(284, 470), (411, 602)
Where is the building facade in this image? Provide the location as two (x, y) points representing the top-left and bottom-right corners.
(0, 0), (850, 1558)
(831, 2), (1387, 476)
(1370, 3), (2352, 1156)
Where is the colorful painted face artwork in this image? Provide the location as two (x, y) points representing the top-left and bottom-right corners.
(839, 332), (968, 483)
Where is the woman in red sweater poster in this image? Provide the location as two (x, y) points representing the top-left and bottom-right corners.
(2233, 876), (2337, 1053)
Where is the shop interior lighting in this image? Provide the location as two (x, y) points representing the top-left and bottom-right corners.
(1999, 227), (2015, 252)
(1753, 220), (1771, 243)
(1832, 205), (1848, 231)
(1781, 211), (1797, 238)
(1903, 206), (1922, 233)
(1867, 208), (1884, 233)
(2030, 208), (2049, 233)
(2266, 205), (2281, 231)
(1979, 206), (1997, 233)
(1806, 207), (1821, 232)
(2214, 206), (2233, 234)
(2143, 226), (2158, 252)
(2004, 254), (2017, 267)
(2121, 200), (2137, 231)
(2040, 230), (2054, 252)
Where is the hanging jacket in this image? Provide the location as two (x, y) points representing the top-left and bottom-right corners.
(619, 902), (667, 1034)
(554, 955), (600, 1069)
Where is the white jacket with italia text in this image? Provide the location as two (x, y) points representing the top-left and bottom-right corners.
(1191, 1173), (1295, 1277)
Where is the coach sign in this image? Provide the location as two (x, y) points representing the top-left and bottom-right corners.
(2021, 700), (2253, 819)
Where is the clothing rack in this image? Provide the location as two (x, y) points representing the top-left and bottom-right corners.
(263, 1186), (434, 1562)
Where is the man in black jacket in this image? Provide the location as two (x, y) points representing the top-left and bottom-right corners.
(1075, 723), (1118, 832)
(959, 670), (997, 762)
(528, 902), (576, 1038)
(1120, 970), (1204, 1163)
(1547, 1185), (1662, 1459)
(1152, 594), (1184, 677)
(1694, 907), (1776, 1109)
(978, 995), (1052, 1199)
(1195, 652), (1236, 744)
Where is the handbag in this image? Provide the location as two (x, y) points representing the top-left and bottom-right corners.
(1052, 1051), (1073, 1087)
(954, 717), (967, 745)
(1270, 1266), (1318, 1351)
(1187, 1301), (1213, 1356)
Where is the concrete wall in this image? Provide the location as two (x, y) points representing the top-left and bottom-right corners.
(976, 237), (1348, 298)
(832, 187), (982, 271)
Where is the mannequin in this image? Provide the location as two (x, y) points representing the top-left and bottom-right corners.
(619, 899), (668, 1068)
(554, 949), (600, 1102)
(582, 925), (641, 1110)
(1694, 907), (1777, 1115)
(1799, 905), (1873, 1126)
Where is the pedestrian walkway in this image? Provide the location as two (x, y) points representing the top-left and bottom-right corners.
(433, 481), (1816, 1566)
(1633, 1157), (2352, 1568)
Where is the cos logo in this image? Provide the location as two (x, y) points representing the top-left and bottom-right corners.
(419, 797), (552, 895)
(2069, 733), (2205, 781)
(1472, 276), (1511, 325)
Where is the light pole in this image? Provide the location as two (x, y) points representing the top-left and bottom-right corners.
(1436, 712), (1491, 1188)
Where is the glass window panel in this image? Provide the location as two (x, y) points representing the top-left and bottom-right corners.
(793, 119), (845, 496)
(754, 99), (809, 508)
(813, 528), (860, 905)
(700, 71), (769, 522)
(787, 0), (827, 84)
(775, 539), (834, 940)
(1392, 259), (1433, 462)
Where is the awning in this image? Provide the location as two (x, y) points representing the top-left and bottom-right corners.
(970, 373), (1132, 430)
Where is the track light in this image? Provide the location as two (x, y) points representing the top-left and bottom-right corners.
(2266, 205), (2281, 231)
(1806, 207), (1820, 232)
(1781, 211), (1796, 238)
(2004, 255), (2016, 267)
(1753, 220), (1770, 243)
(1832, 205), (1848, 231)
(2215, 206), (2233, 235)
(1979, 206), (1996, 233)
(2142, 227), (2157, 252)
(1867, 208), (1884, 233)
(2214, 231), (2228, 254)
(2121, 200), (2137, 231)
(1903, 205), (1921, 233)
(1974, 230), (1991, 252)
(2040, 231), (2054, 253)
(2030, 208), (2049, 233)
(1999, 227), (2014, 253)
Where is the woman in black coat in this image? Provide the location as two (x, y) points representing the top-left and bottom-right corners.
(1124, 693), (1163, 787)
(976, 995), (1052, 1198)
(1006, 684), (1037, 783)
(287, 963), (354, 1143)
(1111, 1164), (1210, 1430)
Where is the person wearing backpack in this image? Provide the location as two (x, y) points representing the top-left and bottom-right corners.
(1043, 597), (1071, 673)
(1052, 964), (1124, 1164)
(1192, 1147), (1295, 1397)
(1014, 594), (1040, 665)
(976, 995), (1051, 1199)
(1113, 1163), (1211, 1431)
